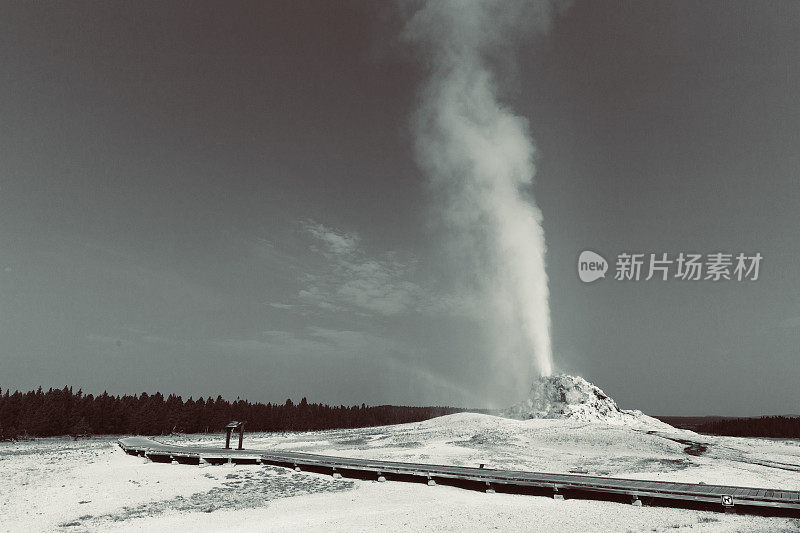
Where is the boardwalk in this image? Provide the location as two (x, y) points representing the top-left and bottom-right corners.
(119, 437), (800, 513)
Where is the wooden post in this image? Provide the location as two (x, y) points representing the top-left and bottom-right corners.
(237, 422), (245, 450)
(225, 427), (232, 449)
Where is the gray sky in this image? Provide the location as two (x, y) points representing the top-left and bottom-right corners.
(1, 1), (798, 415)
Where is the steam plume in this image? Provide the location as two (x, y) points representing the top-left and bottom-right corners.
(405, 1), (564, 387)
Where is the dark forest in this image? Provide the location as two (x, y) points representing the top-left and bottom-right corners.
(695, 416), (800, 439)
(0, 386), (464, 439)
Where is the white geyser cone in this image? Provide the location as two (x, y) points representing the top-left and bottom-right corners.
(502, 374), (669, 427)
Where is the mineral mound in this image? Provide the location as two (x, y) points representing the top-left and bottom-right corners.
(502, 374), (668, 427)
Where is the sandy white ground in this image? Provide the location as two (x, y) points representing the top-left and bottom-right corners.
(2, 413), (799, 532)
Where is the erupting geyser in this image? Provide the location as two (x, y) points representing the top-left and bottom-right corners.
(405, 1), (568, 389)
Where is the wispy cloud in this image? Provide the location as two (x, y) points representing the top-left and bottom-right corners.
(305, 222), (360, 256)
(260, 220), (479, 320)
(295, 221), (423, 316)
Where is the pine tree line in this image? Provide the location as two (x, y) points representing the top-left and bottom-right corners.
(0, 386), (465, 439)
(696, 415), (800, 438)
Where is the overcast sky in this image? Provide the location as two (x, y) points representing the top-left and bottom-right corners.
(1, 1), (798, 415)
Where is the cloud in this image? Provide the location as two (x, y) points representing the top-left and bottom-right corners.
(305, 222), (360, 256)
(297, 283), (340, 311)
(262, 220), (481, 320)
(297, 221), (423, 316)
(336, 259), (421, 316)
